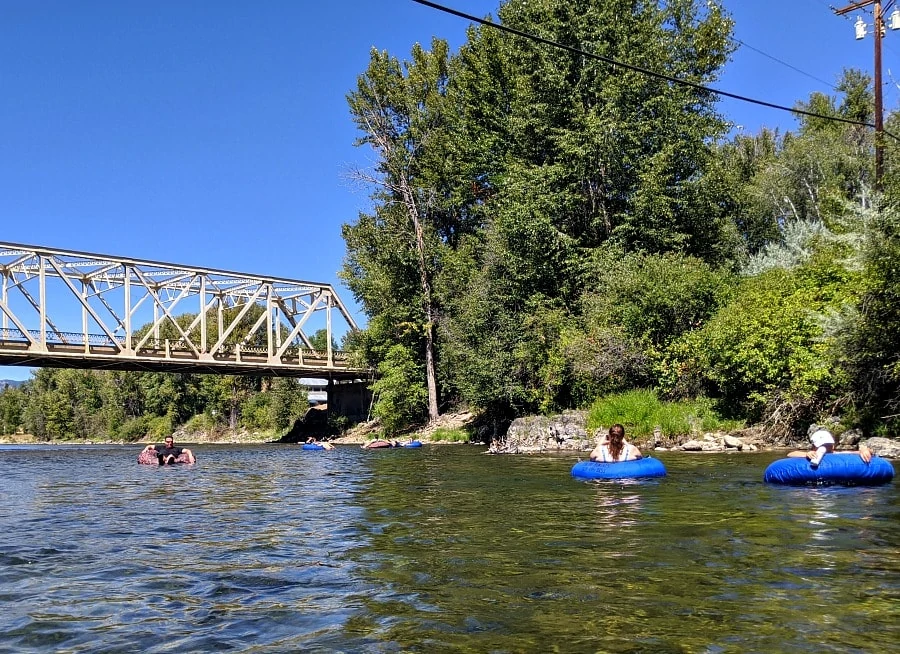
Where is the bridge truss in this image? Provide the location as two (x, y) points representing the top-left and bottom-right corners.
(0, 242), (367, 379)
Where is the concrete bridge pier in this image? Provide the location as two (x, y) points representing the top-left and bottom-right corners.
(327, 379), (372, 424)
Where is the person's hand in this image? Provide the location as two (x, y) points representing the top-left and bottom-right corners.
(859, 444), (872, 463)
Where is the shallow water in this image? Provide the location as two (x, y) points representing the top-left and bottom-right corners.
(0, 444), (897, 653)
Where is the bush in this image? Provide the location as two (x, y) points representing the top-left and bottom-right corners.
(116, 416), (151, 442)
(371, 344), (428, 435)
(184, 413), (217, 435)
(683, 260), (859, 421)
(147, 414), (174, 439)
(586, 389), (742, 439)
(840, 203), (900, 432)
(430, 427), (469, 443)
(582, 249), (735, 348)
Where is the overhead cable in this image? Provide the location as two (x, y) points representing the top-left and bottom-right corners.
(411, 0), (900, 141)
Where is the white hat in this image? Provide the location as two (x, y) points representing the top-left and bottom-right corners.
(809, 429), (835, 448)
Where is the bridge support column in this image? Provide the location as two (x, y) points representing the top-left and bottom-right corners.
(327, 379), (372, 424)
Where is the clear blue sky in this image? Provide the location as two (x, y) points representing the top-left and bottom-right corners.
(0, 0), (893, 380)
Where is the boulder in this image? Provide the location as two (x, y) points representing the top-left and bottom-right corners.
(494, 411), (592, 454)
(861, 437), (900, 459)
(838, 428), (863, 448)
(681, 439), (706, 451)
(723, 435), (744, 450)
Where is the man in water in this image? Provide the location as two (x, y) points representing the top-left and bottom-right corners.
(142, 437), (195, 464)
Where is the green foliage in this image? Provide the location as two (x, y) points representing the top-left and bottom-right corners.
(307, 328), (337, 353)
(840, 202), (900, 431)
(269, 378), (305, 432)
(586, 389), (742, 439)
(582, 249), (735, 347)
(370, 344), (428, 434)
(239, 393), (272, 431)
(0, 386), (25, 435)
(430, 427), (469, 443)
(184, 413), (217, 435)
(10, 367), (314, 441)
(679, 258), (861, 420)
(114, 413), (173, 443)
(716, 68), (874, 256)
(116, 416), (153, 443)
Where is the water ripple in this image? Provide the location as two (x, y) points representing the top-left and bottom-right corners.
(0, 445), (897, 652)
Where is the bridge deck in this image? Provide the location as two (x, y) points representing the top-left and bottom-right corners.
(0, 336), (366, 379)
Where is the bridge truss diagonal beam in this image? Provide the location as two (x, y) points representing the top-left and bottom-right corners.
(0, 241), (367, 380)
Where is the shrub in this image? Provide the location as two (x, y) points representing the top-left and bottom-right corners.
(430, 427), (469, 443)
(582, 249), (735, 348)
(586, 389), (742, 439)
(184, 413), (217, 435)
(684, 259), (859, 421)
(371, 344), (428, 435)
(116, 416), (151, 442)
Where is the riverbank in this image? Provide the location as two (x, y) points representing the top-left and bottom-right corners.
(0, 427), (279, 446)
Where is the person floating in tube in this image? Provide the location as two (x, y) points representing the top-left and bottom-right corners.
(787, 427), (872, 467)
(589, 424), (642, 462)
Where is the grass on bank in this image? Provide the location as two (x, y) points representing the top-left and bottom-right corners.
(586, 389), (743, 440)
(430, 427), (470, 443)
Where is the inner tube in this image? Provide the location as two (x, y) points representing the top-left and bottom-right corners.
(137, 450), (194, 465)
(571, 457), (667, 480)
(764, 455), (894, 486)
(302, 443), (325, 451)
(403, 440), (423, 448)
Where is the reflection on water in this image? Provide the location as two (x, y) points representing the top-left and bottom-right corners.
(0, 444), (897, 652)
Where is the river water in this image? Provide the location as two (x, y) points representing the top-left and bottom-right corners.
(0, 444), (897, 653)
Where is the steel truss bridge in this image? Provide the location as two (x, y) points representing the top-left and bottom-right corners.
(0, 242), (368, 380)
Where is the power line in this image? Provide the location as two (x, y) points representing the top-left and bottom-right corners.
(411, 0), (900, 141)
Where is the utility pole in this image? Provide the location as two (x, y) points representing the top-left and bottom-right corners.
(834, 0), (897, 190)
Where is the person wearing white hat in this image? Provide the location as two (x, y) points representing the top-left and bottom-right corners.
(787, 427), (872, 466)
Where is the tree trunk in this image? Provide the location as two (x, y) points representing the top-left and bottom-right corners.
(401, 174), (440, 422)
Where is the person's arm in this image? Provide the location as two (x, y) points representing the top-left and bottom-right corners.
(183, 448), (195, 464)
(628, 445), (643, 460)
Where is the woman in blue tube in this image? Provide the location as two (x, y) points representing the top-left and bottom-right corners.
(589, 424), (642, 462)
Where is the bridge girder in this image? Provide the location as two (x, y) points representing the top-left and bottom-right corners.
(0, 241), (368, 379)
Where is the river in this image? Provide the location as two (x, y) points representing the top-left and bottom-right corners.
(0, 444), (897, 653)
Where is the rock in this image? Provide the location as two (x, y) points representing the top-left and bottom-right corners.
(723, 435), (744, 450)
(498, 411), (592, 453)
(838, 428), (863, 448)
(861, 437), (900, 459)
(681, 438), (726, 452)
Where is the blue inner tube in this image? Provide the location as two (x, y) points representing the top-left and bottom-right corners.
(764, 455), (894, 486)
(404, 440), (423, 448)
(571, 457), (667, 480)
(302, 443), (325, 451)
